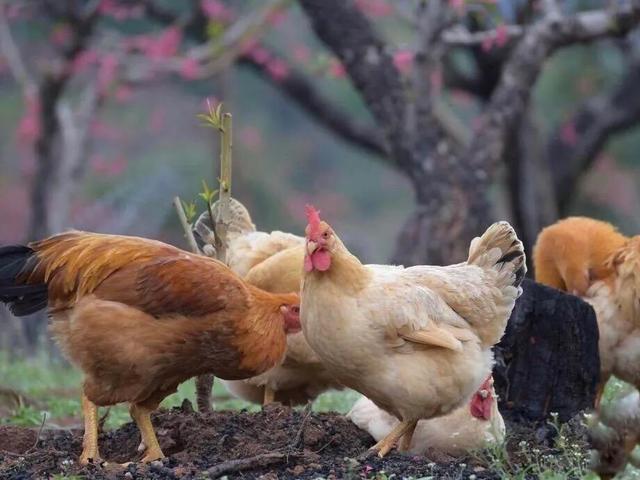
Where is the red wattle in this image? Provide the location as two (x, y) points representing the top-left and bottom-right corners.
(469, 396), (492, 420)
(304, 254), (314, 272)
(311, 250), (331, 271)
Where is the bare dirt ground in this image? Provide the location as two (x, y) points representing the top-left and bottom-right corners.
(0, 401), (588, 479)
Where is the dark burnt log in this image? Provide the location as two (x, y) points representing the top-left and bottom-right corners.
(494, 279), (600, 422)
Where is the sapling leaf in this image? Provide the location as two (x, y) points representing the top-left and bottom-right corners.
(198, 99), (225, 131)
(181, 200), (197, 223)
(199, 179), (218, 206)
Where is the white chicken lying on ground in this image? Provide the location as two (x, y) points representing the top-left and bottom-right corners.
(348, 375), (505, 457)
(194, 199), (342, 405)
(300, 205), (525, 457)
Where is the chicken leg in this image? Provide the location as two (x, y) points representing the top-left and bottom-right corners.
(129, 404), (165, 462)
(369, 420), (418, 457)
(79, 393), (103, 465)
(263, 386), (275, 405)
(399, 420), (417, 452)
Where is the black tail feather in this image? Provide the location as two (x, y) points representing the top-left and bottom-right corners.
(0, 245), (47, 316)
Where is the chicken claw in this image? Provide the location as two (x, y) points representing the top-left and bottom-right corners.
(399, 421), (417, 452)
(79, 393), (103, 466)
(129, 404), (165, 463)
(359, 420), (418, 459)
(263, 387), (276, 405)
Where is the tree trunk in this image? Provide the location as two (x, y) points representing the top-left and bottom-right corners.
(392, 181), (484, 266)
(505, 112), (558, 270)
(493, 279), (599, 422)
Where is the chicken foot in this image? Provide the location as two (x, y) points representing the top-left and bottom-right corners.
(399, 420), (417, 452)
(79, 393), (103, 465)
(359, 420), (418, 459)
(263, 386), (275, 405)
(129, 404), (165, 463)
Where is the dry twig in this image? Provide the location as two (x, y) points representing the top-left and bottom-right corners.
(206, 451), (302, 478)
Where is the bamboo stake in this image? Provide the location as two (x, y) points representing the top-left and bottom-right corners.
(214, 112), (232, 263)
(192, 102), (234, 414)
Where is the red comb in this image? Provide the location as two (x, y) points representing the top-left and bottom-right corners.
(305, 204), (322, 237)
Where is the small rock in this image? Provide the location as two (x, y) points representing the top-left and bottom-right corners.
(308, 462), (322, 469)
(173, 466), (188, 477)
(258, 473), (278, 480)
(291, 465), (305, 476)
(124, 472), (133, 479)
(151, 460), (164, 469)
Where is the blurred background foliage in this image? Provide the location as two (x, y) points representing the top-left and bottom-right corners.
(1, 0), (639, 263)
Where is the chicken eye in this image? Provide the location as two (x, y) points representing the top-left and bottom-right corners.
(322, 231), (330, 239)
(292, 306), (300, 314)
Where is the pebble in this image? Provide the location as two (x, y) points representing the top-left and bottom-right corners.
(291, 465), (305, 476)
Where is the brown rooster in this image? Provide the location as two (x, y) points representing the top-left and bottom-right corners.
(0, 231), (300, 465)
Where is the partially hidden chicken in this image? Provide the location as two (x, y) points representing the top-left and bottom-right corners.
(581, 236), (640, 407)
(0, 231), (300, 465)
(300, 206), (525, 457)
(348, 375), (505, 457)
(532, 217), (637, 407)
(589, 389), (640, 479)
(533, 217), (627, 296)
(194, 199), (342, 405)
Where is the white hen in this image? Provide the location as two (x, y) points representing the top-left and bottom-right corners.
(348, 375), (505, 457)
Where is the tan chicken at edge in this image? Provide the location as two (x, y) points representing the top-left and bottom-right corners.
(300, 205), (525, 457)
(532, 217), (640, 408)
(194, 199), (342, 405)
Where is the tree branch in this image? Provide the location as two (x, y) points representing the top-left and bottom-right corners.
(442, 24), (523, 47)
(411, 0), (456, 146)
(465, 1), (640, 189)
(58, 83), (100, 180)
(196, 0), (291, 74)
(238, 54), (386, 157)
(547, 51), (640, 214)
(141, 0), (387, 158)
(0, 1), (36, 93)
(298, 0), (410, 171)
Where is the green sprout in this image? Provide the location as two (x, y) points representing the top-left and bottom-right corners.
(198, 99), (225, 132)
(199, 179), (218, 207)
(181, 200), (197, 224)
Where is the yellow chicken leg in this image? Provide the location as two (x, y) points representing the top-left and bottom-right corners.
(129, 404), (165, 463)
(370, 420), (417, 457)
(263, 386), (275, 405)
(79, 393), (103, 465)
(399, 420), (417, 452)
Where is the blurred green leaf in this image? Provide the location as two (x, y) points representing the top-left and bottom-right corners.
(181, 200), (198, 223)
(198, 179), (218, 206)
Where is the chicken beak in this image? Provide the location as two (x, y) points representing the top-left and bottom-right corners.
(307, 241), (318, 255)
